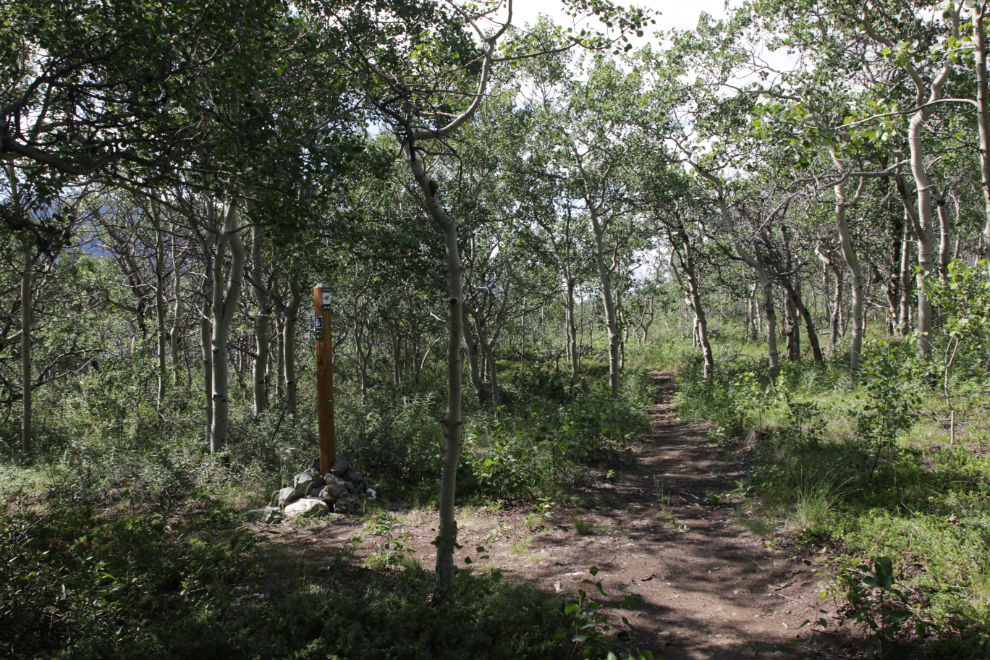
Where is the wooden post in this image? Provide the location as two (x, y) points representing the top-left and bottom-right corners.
(314, 284), (336, 474)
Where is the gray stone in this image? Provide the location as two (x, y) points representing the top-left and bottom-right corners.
(278, 487), (300, 508)
(317, 476), (348, 504)
(315, 486), (339, 504)
(364, 489), (377, 502)
(284, 497), (329, 519)
(353, 482), (366, 497)
(293, 469), (325, 496)
(262, 506), (283, 523)
(311, 456), (321, 471)
(329, 454), (349, 477)
(342, 478), (355, 493)
(346, 468), (363, 484)
(292, 471), (314, 495)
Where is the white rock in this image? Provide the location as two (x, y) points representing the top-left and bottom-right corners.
(284, 497), (329, 519)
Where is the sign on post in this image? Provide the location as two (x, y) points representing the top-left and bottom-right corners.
(314, 284), (336, 474)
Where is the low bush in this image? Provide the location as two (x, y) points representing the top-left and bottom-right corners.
(0, 484), (642, 660)
(0, 489), (252, 659)
(469, 366), (653, 500)
(675, 336), (990, 654)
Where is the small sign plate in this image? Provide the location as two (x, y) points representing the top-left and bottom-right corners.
(322, 292), (332, 306)
(314, 317), (323, 330)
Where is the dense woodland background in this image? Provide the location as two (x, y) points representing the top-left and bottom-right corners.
(4, 0), (990, 658)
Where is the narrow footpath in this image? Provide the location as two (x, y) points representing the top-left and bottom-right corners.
(512, 372), (860, 659)
(270, 373), (863, 659)
(483, 372), (858, 659)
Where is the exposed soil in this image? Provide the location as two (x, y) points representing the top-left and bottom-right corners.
(260, 373), (869, 659)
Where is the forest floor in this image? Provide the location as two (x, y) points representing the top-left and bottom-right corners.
(257, 373), (873, 659)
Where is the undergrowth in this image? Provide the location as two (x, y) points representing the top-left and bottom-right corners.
(671, 335), (990, 657)
(1, 483), (650, 660)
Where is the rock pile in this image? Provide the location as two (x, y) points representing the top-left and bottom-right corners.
(263, 454), (380, 522)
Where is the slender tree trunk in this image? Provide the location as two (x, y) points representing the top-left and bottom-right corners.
(210, 201), (246, 453)
(170, 232), (182, 379)
(830, 265), (842, 348)
(285, 270), (302, 415)
(354, 305), (370, 406)
(834, 190), (866, 372)
(671, 230), (714, 378)
(904, 27), (955, 358)
(565, 276), (579, 380)
(274, 313), (285, 401)
(897, 174), (935, 358)
(972, 3), (990, 251)
(391, 319), (401, 392)
(746, 283), (757, 341)
(462, 305), (486, 402)
(780, 278), (823, 362)
(472, 308), (500, 407)
(20, 235), (32, 453)
(797, 298), (824, 362)
(251, 225), (270, 415)
(758, 270), (781, 383)
(899, 222), (913, 336)
(937, 198), (952, 281)
(884, 213), (904, 335)
(200, 258), (214, 447)
(616, 291), (625, 372)
(154, 219), (168, 409)
(407, 147), (465, 594)
(784, 293), (800, 361)
(753, 280), (763, 338)
(587, 206), (621, 396)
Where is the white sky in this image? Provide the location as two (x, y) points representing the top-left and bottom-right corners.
(511, 0), (738, 42)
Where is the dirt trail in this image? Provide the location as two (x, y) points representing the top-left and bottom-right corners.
(269, 373), (859, 659)
(500, 372), (851, 659)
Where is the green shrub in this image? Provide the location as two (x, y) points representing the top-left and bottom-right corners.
(0, 489), (252, 659)
(333, 393), (445, 485)
(469, 367), (651, 500)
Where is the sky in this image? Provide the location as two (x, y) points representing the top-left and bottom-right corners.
(511, 0), (738, 41)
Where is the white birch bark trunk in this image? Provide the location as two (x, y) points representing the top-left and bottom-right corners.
(972, 3), (990, 251)
(210, 200), (246, 453)
(834, 187), (866, 372)
(408, 148), (465, 594)
(565, 276), (579, 379)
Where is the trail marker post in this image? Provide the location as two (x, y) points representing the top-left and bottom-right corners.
(314, 284), (336, 474)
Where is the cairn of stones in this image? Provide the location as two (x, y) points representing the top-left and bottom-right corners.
(264, 454), (379, 522)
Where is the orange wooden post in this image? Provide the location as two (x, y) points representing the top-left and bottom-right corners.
(314, 284), (336, 474)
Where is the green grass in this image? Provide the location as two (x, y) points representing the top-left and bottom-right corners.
(569, 513), (597, 535)
(667, 328), (990, 656)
